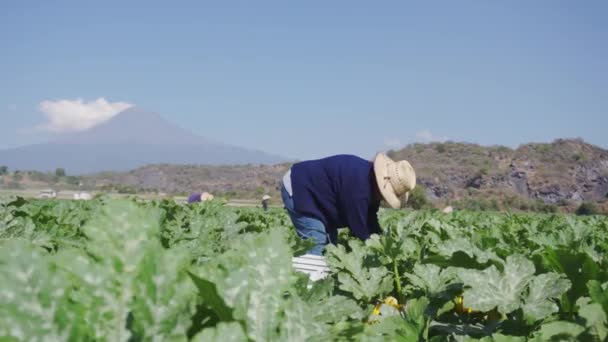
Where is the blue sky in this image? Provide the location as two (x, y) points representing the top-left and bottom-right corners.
(1, 1), (606, 160)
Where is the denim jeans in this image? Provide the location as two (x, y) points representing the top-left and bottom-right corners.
(281, 185), (328, 255)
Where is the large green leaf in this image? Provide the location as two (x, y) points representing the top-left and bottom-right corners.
(530, 321), (584, 341)
(326, 241), (393, 302)
(0, 241), (57, 339)
(521, 272), (571, 322)
(588, 280), (608, 316)
(450, 334), (526, 342)
(457, 254), (569, 322)
(191, 228), (293, 342)
(191, 322), (248, 342)
(278, 297), (325, 341)
(433, 237), (503, 266)
(0, 240), (89, 341)
(365, 297), (429, 341)
(404, 263), (458, 299)
(577, 297), (608, 341)
(533, 247), (602, 314)
(366, 229), (418, 264)
(51, 248), (112, 340)
(130, 247), (198, 342)
(458, 255), (535, 314)
(188, 272), (234, 322)
(81, 201), (163, 341)
(314, 295), (366, 323)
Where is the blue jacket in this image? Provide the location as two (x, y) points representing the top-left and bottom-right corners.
(291, 155), (382, 243)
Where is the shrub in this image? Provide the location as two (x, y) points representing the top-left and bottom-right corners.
(117, 185), (138, 194)
(531, 200), (558, 213)
(406, 185), (429, 210)
(55, 168), (66, 177)
(571, 153), (583, 162)
(65, 176), (81, 186)
(7, 181), (21, 189)
(575, 202), (600, 216)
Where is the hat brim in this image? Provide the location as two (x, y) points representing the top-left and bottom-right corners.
(373, 153), (402, 209)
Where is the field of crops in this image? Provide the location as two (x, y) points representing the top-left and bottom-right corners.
(1, 196), (607, 341)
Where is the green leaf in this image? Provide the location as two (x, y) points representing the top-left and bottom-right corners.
(191, 322), (248, 342)
(365, 297), (429, 341)
(588, 280), (608, 316)
(404, 263), (458, 299)
(365, 316), (414, 341)
(0, 240), (90, 341)
(530, 321), (584, 341)
(326, 241), (393, 302)
(577, 298), (608, 341)
(296, 276), (334, 303)
(450, 334), (525, 342)
(433, 237), (503, 266)
(366, 230), (418, 264)
(278, 297), (325, 341)
(192, 228), (294, 342)
(458, 254), (535, 314)
(130, 247), (198, 341)
(491, 334), (526, 342)
(404, 296), (430, 331)
(314, 295), (365, 323)
(52, 200), (173, 342)
(533, 248), (601, 314)
(521, 272), (571, 322)
(337, 268), (394, 302)
(82, 201), (164, 342)
(188, 272), (234, 321)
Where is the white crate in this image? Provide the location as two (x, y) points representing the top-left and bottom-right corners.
(292, 254), (331, 281)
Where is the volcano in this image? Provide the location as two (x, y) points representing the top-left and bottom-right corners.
(0, 108), (285, 174)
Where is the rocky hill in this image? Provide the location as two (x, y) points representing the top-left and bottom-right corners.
(387, 138), (608, 210)
(5, 138), (606, 212)
(82, 139), (607, 209)
(87, 163), (291, 199)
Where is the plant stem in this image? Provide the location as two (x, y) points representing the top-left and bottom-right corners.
(393, 260), (404, 304)
(424, 317), (431, 341)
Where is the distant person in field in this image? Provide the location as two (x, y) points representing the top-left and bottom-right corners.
(187, 192), (214, 204)
(281, 153), (416, 255)
(261, 195), (271, 211)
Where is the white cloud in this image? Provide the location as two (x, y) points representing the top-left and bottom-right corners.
(415, 129), (448, 142)
(36, 97), (133, 132)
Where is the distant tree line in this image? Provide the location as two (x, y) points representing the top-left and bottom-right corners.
(0, 166), (85, 189)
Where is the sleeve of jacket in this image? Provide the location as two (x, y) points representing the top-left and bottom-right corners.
(346, 198), (374, 240)
(367, 204), (382, 235)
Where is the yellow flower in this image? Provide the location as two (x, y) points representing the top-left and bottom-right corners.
(372, 304), (381, 316)
(372, 296), (401, 316)
(454, 295), (475, 314)
(383, 296), (400, 309)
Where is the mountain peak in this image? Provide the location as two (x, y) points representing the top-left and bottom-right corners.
(0, 107), (285, 173)
(56, 107), (207, 145)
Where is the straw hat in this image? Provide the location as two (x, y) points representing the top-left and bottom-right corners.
(262, 195), (271, 201)
(201, 192), (214, 201)
(373, 153), (416, 209)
